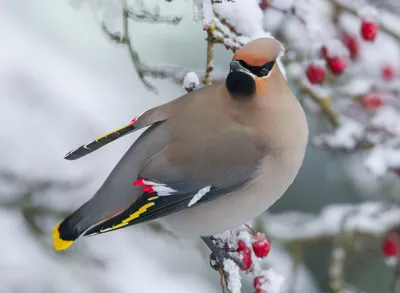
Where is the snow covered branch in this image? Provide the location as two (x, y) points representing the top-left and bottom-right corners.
(254, 202), (400, 293)
(0, 170), (84, 240)
(330, 0), (400, 40)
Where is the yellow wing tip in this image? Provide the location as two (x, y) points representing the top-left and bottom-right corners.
(52, 222), (74, 251)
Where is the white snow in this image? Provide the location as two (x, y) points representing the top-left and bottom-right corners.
(306, 58), (326, 68)
(223, 259), (242, 293)
(358, 5), (379, 22)
(314, 117), (364, 150)
(188, 186), (211, 207)
(370, 106), (400, 136)
(268, 0), (295, 10)
(213, 0), (265, 39)
(258, 269), (285, 293)
(324, 39), (350, 58)
(384, 256), (398, 267)
(237, 230), (253, 247)
(261, 202), (400, 241)
(201, 0), (214, 27)
(364, 146), (400, 177)
(214, 229), (234, 245)
(183, 71), (200, 91)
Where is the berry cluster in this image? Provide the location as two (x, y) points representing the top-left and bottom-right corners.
(305, 14), (381, 85)
(236, 231), (271, 272)
(227, 227), (273, 293)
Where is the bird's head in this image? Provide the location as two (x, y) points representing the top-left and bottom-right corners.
(226, 38), (285, 98)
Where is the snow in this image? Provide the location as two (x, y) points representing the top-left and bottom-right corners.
(261, 202), (400, 241)
(201, 0), (214, 27)
(314, 117), (364, 150)
(306, 58), (326, 68)
(358, 5), (379, 22)
(268, 0), (295, 10)
(384, 256), (398, 267)
(183, 71), (200, 91)
(370, 106), (400, 136)
(214, 229), (234, 245)
(258, 269), (285, 293)
(364, 146), (400, 177)
(237, 230), (253, 246)
(213, 0), (266, 39)
(324, 39), (350, 58)
(223, 259), (242, 293)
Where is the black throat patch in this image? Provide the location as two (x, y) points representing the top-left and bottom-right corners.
(225, 71), (256, 99)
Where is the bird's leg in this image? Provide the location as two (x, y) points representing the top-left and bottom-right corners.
(201, 236), (245, 270)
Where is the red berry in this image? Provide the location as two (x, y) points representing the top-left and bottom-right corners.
(361, 20), (379, 41)
(259, 0), (269, 11)
(306, 63), (325, 84)
(342, 33), (359, 60)
(236, 239), (252, 270)
(252, 233), (271, 258)
(238, 249), (252, 271)
(254, 275), (266, 289)
(382, 234), (399, 257)
(361, 91), (384, 109)
(327, 57), (348, 75)
(382, 65), (396, 81)
(237, 240), (249, 252)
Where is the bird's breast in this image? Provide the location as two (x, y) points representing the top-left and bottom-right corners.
(161, 150), (306, 237)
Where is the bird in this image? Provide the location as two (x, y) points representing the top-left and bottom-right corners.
(52, 38), (308, 259)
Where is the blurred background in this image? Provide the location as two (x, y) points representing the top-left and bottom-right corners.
(1, 0), (400, 292)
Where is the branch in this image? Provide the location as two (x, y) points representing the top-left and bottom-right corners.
(204, 25), (215, 86)
(122, 5), (158, 93)
(126, 8), (182, 24)
(330, 0), (400, 40)
(297, 80), (340, 128)
(261, 202), (400, 245)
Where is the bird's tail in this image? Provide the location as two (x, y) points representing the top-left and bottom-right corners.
(52, 202), (101, 251)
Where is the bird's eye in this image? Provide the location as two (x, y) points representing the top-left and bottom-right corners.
(259, 67), (269, 77)
(234, 59), (275, 78)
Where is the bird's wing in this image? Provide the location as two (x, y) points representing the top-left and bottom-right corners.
(82, 127), (266, 237)
(64, 106), (170, 160)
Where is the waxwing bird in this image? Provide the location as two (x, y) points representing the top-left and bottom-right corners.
(52, 37), (309, 253)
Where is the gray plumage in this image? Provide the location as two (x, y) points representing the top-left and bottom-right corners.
(52, 38), (308, 250)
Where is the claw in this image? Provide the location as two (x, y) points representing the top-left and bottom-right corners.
(201, 236), (245, 271)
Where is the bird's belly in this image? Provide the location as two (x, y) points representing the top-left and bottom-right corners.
(161, 154), (303, 237)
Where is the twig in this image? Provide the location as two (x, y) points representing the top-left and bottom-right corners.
(297, 80), (340, 127)
(138, 64), (225, 86)
(330, 0), (400, 40)
(219, 268), (227, 293)
(122, 3), (158, 93)
(286, 243), (302, 293)
(126, 8), (182, 24)
(328, 210), (356, 293)
(204, 25), (215, 86)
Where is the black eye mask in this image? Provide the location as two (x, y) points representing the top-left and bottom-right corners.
(237, 60), (275, 77)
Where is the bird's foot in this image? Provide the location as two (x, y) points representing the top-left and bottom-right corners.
(201, 236), (245, 271)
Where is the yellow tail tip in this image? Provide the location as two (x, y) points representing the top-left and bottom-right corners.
(52, 222), (74, 251)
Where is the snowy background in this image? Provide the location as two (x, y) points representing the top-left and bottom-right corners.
(1, 0), (400, 293)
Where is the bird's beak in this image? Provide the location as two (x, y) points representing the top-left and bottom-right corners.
(229, 60), (249, 74)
